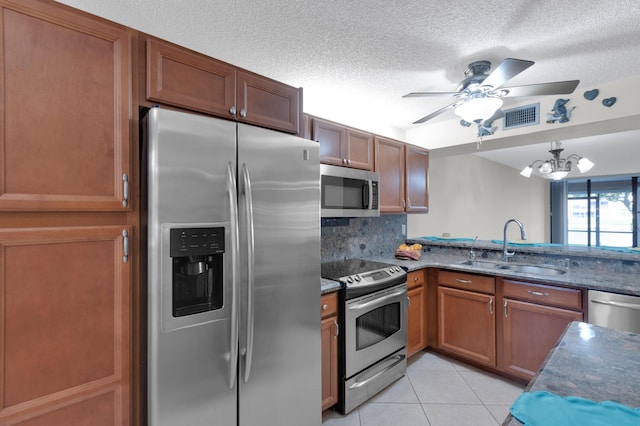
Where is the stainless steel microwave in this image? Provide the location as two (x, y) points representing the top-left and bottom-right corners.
(320, 164), (380, 217)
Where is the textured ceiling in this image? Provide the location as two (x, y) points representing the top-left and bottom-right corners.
(55, 0), (640, 175)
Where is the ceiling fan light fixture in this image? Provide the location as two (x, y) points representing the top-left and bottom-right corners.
(454, 97), (503, 122)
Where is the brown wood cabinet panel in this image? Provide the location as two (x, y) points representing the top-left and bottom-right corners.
(346, 128), (373, 171)
(146, 37), (236, 117)
(407, 284), (427, 357)
(0, 0), (132, 211)
(405, 146), (429, 212)
(375, 136), (405, 213)
(408, 269), (426, 290)
(0, 225), (131, 425)
(237, 70), (300, 134)
(503, 279), (582, 311)
(438, 270), (495, 294)
(501, 298), (582, 380)
(313, 117), (347, 166)
(438, 286), (496, 366)
(320, 292), (338, 411)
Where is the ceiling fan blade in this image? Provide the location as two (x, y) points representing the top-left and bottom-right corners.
(481, 58), (534, 90)
(499, 80), (580, 97)
(403, 91), (459, 98)
(412, 101), (460, 124)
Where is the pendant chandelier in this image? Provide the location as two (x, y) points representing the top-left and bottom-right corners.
(520, 141), (594, 180)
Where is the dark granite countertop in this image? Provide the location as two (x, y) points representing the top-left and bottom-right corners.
(503, 321), (640, 425)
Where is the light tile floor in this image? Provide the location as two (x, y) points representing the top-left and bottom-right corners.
(322, 350), (525, 426)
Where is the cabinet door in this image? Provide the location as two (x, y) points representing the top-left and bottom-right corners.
(438, 286), (496, 367)
(313, 117), (348, 166)
(237, 70), (301, 134)
(502, 298), (582, 381)
(0, 0), (132, 211)
(146, 37), (236, 117)
(375, 137), (405, 213)
(0, 226), (131, 425)
(407, 284), (427, 357)
(321, 316), (339, 411)
(405, 146), (429, 212)
(346, 128), (374, 171)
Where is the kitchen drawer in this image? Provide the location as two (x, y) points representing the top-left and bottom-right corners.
(408, 269), (426, 290)
(321, 292), (338, 319)
(503, 279), (582, 311)
(439, 270), (495, 294)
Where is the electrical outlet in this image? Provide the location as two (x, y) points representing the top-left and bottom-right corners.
(401, 224), (406, 235)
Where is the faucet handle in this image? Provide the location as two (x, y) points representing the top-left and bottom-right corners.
(468, 236), (479, 260)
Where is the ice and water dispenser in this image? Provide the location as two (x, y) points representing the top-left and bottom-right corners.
(169, 227), (224, 317)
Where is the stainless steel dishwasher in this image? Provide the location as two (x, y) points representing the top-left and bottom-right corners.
(588, 290), (640, 333)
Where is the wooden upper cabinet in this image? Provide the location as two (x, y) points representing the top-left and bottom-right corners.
(405, 145), (429, 213)
(312, 117), (373, 170)
(0, 0), (132, 211)
(146, 37), (236, 117)
(375, 136), (405, 212)
(236, 70), (301, 134)
(145, 37), (301, 134)
(0, 225), (131, 425)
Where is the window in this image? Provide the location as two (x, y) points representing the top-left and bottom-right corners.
(551, 176), (638, 247)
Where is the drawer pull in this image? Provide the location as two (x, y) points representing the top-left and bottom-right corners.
(322, 303), (329, 310)
(528, 290), (549, 297)
(456, 279), (472, 284)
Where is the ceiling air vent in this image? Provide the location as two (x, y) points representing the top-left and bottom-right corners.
(503, 103), (539, 130)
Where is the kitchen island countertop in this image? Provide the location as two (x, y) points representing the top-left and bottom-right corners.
(502, 321), (640, 425)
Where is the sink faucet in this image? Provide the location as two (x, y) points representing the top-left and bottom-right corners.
(468, 236), (479, 260)
(502, 219), (527, 262)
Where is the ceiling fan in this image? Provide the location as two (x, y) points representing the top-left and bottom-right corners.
(404, 58), (580, 125)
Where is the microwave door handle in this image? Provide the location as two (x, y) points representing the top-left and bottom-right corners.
(226, 162), (240, 389)
(362, 183), (370, 209)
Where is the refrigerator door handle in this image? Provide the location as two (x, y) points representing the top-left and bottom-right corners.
(226, 162), (240, 389)
(240, 163), (256, 383)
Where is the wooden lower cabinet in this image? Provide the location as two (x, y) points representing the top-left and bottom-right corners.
(407, 269), (427, 357)
(438, 286), (496, 367)
(0, 226), (131, 425)
(500, 279), (583, 381)
(321, 292), (339, 411)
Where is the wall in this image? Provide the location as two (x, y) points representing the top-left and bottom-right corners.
(321, 215), (407, 262)
(407, 154), (549, 242)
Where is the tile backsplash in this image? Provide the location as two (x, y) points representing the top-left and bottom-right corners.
(321, 215), (407, 262)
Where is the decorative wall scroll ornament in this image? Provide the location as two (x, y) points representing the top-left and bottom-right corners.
(602, 97), (617, 107)
(459, 119), (472, 127)
(546, 98), (575, 123)
(583, 89), (599, 100)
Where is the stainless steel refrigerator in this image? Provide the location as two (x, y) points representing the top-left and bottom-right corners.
(146, 107), (321, 426)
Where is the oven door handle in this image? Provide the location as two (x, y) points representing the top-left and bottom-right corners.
(348, 288), (406, 311)
(348, 354), (405, 389)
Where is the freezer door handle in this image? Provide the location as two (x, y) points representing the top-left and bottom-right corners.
(227, 162), (240, 389)
(240, 163), (256, 383)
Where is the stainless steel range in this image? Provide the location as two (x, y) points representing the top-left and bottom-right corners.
(321, 259), (408, 414)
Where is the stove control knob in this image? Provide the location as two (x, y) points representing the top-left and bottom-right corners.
(347, 276), (354, 283)
(354, 275), (361, 282)
(395, 267), (401, 272)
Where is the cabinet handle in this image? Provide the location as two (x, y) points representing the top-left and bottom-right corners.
(347, 159), (352, 165)
(334, 319), (339, 337)
(455, 279), (472, 284)
(489, 297), (493, 315)
(408, 198), (412, 208)
(342, 158), (347, 165)
(122, 229), (129, 263)
(230, 106), (237, 116)
(122, 174), (129, 207)
(322, 304), (328, 311)
(240, 108), (247, 118)
(528, 290), (549, 297)
(402, 199), (406, 208)
(504, 300), (508, 318)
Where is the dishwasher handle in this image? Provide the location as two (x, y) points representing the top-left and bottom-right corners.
(591, 298), (640, 311)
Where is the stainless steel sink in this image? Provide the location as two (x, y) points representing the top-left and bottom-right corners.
(457, 260), (501, 268)
(497, 264), (566, 275)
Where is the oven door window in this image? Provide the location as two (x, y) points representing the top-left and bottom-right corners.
(355, 301), (401, 350)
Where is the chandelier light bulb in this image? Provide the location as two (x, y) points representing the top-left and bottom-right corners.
(520, 166), (533, 178)
(577, 157), (595, 173)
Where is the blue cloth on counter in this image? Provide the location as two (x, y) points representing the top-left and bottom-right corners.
(511, 391), (640, 426)
(490, 239), (565, 247)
